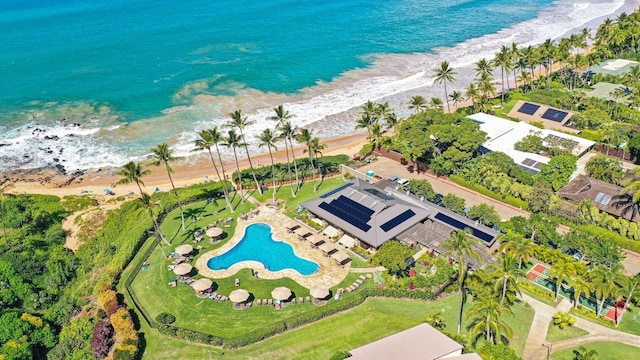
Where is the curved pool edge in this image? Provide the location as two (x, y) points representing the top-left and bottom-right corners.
(194, 206), (350, 289)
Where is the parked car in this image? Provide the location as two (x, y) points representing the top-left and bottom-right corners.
(433, 193), (444, 205)
(389, 175), (399, 182)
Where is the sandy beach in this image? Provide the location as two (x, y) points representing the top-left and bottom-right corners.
(5, 132), (369, 199)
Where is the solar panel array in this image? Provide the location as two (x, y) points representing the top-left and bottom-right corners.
(517, 102), (541, 115)
(433, 212), (495, 243)
(541, 108), (569, 122)
(319, 182), (353, 198)
(521, 158), (545, 170)
(544, 134), (578, 149)
(318, 195), (373, 232)
(594, 192), (613, 206)
(380, 209), (416, 232)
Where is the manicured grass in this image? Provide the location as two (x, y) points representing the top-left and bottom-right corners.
(349, 255), (370, 268)
(551, 342), (640, 360)
(614, 305), (640, 336)
(251, 176), (346, 218)
(423, 297), (534, 356)
(546, 322), (589, 342)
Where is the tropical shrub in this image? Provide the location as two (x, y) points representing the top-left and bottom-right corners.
(155, 312), (176, 325)
(552, 312), (576, 330)
(90, 321), (113, 359)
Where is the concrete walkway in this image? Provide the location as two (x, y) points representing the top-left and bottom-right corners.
(349, 266), (385, 273)
(521, 293), (640, 359)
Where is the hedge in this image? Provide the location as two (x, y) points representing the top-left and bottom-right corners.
(448, 175), (529, 210)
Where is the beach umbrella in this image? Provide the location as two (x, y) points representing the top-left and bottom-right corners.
(310, 285), (330, 299)
(229, 289), (250, 303)
(206, 227), (223, 238)
(174, 244), (193, 255)
(271, 286), (292, 301)
(191, 278), (213, 292)
(173, 263), (192, 276)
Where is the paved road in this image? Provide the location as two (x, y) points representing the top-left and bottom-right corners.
(358, 157), (529, 221)
(521, 293), (640, 359)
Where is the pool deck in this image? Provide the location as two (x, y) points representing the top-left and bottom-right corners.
(195, 206), (350, 289)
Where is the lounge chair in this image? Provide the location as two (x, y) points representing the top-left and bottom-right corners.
(235, 278), (240, 286)
(267, 299), (273, 305)
(291, 298), (296, 304)
(305, 296), (311, 303)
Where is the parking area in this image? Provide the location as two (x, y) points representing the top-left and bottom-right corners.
(356, 157), (529, 221)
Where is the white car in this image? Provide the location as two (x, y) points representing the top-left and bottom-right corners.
(397, 178), (409, 186)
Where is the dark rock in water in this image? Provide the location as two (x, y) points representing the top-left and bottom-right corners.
(55, 164), (67, 175)
(59, 148), (63, 154)
(53, 158), (59, 162)
(0, 143), (10, 147)
(67, 134), (75, 137)
(44, 135), (59, 141)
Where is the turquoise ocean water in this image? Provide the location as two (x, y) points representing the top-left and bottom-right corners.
(0, 0), (633, 172)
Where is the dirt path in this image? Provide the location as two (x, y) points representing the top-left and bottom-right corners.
(62, 199), (128, 251)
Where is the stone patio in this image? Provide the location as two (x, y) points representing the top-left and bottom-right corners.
(195, 206), (350, 289)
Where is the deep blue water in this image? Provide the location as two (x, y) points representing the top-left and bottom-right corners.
(207, 223), (319, 275)
(0, 0), (554, 119)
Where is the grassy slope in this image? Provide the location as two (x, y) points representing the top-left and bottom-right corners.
(546, 323), (589, 343)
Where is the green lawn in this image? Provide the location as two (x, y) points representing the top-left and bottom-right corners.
(551, 342), (640, 360)
(251, 176), (346, 218)
(546, 322), (589, 343)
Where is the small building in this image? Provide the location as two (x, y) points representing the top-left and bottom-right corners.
(467, 113), (595, 173)
(349, 323), (481, 360)
(558, 174), (634, 221)
(588, 58), (640, 77)
(507, 100), (577, 132)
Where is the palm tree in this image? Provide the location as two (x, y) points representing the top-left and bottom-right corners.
(360, 100), (378, 120)
(222, 130), (245, 203)
(425, 312), (446, 330)
(429, 97), (444, 111)
(474, 58), (494, 78)
(449, 91), (464, 111)
(408, 95), (427, 114)
(499, 232), (535, 269)
(570, 276), (591, 309)
(540, 39), (556, 90)
(591, 263), (625, 316)
(550, 257), (576, 301)
(433, 61), (457, 113)
(573, 346), (598, 360)
(310, 137), (326, 181)
(227, 109), (262, 194)
(618, 275), (640, 326)
(149, 143), (185, 230)
(296, 128), (318, 192)
(494, 45), (513, 106)
(193, 129), (233, 212)
(139, 192), (169, 245)
(257, 128), (279, 201)
(355, 113), (376, 137)
(0, 183), (14, 243)
(442, 230), (482, 334)
(467, 297), (513, 345)
(489, 254), (524, 306)
(117, 161), (150, 196)
(280, 121), (301, 193)
(269, 105), (296, 197)
(510, 42), (521, 89)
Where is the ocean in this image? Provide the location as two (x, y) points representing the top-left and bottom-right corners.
(0, 0), (636, 173)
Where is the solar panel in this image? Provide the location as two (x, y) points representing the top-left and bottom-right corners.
(522, 158), (536, 166)
(433, 212), (495, 243)
(541, 108), (569, 122)
(594, 192), (612, 206)
(380, 209), (416, 232)
(544, 135), (578, 149)
(517, 102), (540, 115)
(532, 162), (543, 170)
(319, 201), (371, 232)
(320, 182), (353, 198)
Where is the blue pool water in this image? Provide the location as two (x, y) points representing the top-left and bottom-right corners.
(206, 223), (319, 275)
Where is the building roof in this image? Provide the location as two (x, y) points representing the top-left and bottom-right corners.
(558, 174), (632, 220)
(303, 179), (430, 248)
(349, 323), (466, 360)
(305, 179), (499, 249)
(588, 59), (640, 76)
(467, 113), (595, 173)
(507, 100), (577, 132)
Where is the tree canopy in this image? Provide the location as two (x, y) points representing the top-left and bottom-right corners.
(372, 241), (414, 276)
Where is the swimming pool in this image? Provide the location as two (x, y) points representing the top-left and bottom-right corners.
(206, 223), (319, 275)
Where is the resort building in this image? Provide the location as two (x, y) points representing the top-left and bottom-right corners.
(467, 113), (595, 174)
(507, 99), (577, 133)
(588, 58), (640, 77)
(349, 323), (481, 360)
(558, 174), (634, 221)
(303, 179), (499, 260)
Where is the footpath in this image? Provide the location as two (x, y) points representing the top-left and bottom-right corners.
(521, 293), (640, 359)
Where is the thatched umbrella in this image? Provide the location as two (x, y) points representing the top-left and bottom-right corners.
(206, 227), (223, 238)
(175, 244), (193, 255)
(310, 285), (330, 299)
(271, 286), (292, 301)
(229, 289), (250, 303)
(173, 263), (193, 276)
(191, 278), (213, 292)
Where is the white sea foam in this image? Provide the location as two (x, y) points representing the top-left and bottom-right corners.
(1, 0), (637, 172)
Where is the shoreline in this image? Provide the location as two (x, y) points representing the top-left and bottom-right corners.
(6, 132), (369, 198)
